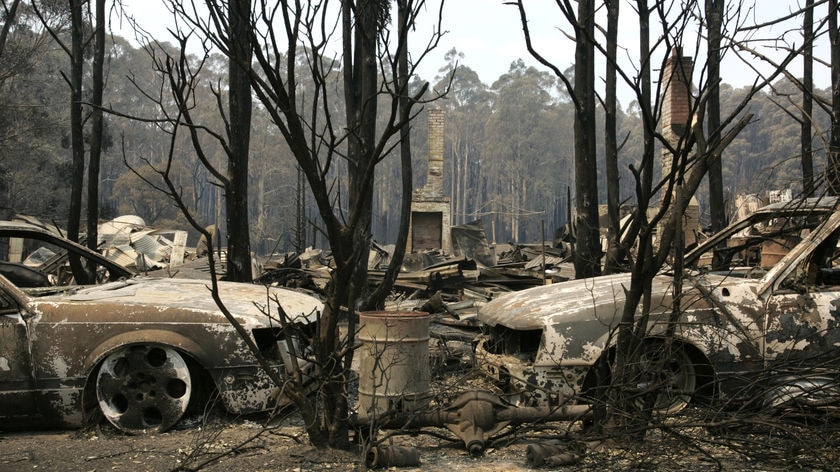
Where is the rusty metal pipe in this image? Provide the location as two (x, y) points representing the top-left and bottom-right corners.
(355, 390), (592, 455)
(496, 403), (593, 423)
(526, 443), (582, 467)
(366, 445), (421, 468)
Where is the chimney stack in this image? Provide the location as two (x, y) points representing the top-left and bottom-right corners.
(407, 108), (451, 254)
(659, 47), (700, 249)
(425, 108), (445, 197)
(661, 47), (694, 178)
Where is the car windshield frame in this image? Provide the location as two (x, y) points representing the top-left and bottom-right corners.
(684, 197), (840, 269)
(0, 222), (133, 293)
(754, 209), (840, 296)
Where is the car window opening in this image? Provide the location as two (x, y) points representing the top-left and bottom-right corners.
(484, 326), (542, 362)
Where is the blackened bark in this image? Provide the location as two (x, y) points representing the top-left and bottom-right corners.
(603, 0), (622, 274)
(67, 0), (88, 284)
(802, 0), (815, 197)
(573, 0), (600, 278)
(828, 0), (840, 195)
(611, 0), (653, 437)
(0, 1), (20, 58)
(364, 0), (414, 310)
(315, 0), (381, 449)
(226, 0), (253, 282)
(86, 0), (106, 276)
(706, 0), (724, 233)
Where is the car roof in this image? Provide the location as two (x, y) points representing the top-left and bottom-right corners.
(0, 219), (66, 234)
(0, 220), (134, 278)
(685, 196), (840, 266)
(756, 208), (840, 295)
(747, 196), (840, 216)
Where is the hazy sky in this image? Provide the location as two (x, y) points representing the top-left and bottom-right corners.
(422, 1), (831, 94)
(118, 0), (831, 107)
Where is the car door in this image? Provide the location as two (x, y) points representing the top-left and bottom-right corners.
(761, 222), (840, 369)
(762, 288), (840, 364)
(0, 287), (38, 420)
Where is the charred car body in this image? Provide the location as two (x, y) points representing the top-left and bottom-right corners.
(0, 221), (322, 434)
(476, 197), (840, 411)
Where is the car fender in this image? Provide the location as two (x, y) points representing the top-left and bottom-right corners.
(80, 329), (282, 419)
(83, 329), (210, 374)
(590, 320), (736, 368)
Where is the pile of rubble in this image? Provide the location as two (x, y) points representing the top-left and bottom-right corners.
(15, 215), (571, 315)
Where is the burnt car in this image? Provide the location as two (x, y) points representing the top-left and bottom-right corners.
(0, 220), (322, 433)
(475, 197), (840, 412)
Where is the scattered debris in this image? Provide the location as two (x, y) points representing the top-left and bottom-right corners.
(98, 215), (189, 272)
(365, 445), (421, 468)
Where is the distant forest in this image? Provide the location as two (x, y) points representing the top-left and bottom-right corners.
(0, 29), (829, 254)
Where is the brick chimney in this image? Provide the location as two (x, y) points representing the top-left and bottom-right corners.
(659, 47), (700, 249)
(422, 108), (445, 198)
(407, 108), (451, 254)
(661, 47), (693, 178)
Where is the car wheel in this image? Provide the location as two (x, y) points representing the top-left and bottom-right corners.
(96, 345), (193, 434)
(636, 341), (696, 414)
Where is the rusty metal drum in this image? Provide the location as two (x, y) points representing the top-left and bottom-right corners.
(357, 311), (431, 421)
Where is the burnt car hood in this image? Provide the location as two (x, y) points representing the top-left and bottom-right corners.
(25, 276), (322, 325)
(479, 202), (840, 332)
(478, 273), (677, 330)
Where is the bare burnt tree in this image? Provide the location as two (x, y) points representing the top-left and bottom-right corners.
(609, 0), (817, 436)
(224, 0), (254, 282)
(32, 0), (107, 283)
(64, 0), (86, 281)
(802, 0), (815, 196)
(706, 0), (724, 235)
(514, 0), (813, 437)
(512, 0), (600, 278)
(115, 1), (254, 283)
(603, 0), (622, 275)
(70, 0), (94, 282)
(0, 1), (21, 56)
(86, 0), (105, 265)
(574, 0), (600, 278)
(127, 0), (446, 448)
(829, 0), (840, 195)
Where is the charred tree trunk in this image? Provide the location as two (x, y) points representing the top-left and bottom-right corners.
(308, 0), (383, 448)
(67, 0), (88, 284)
(225, 0), (253, 282)
(572, 0), (600, 278)
(155, 0), (438, 449)
(802, 0), (815, 197)
(706, 0), (724, 232)
(364, 0), (413, 311)
(296, 165), (306, 253)
(86, 0), (105, 272)
(609, 0), (655, 438)
(0, 0), (20, 55)
(603, 0), (621, 275)
(828, 0), (840, 195)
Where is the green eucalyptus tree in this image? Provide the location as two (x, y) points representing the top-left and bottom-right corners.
(483, 61), (558, 241)
(0, 1), (69, 220)
(434, 51), (493, 227)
